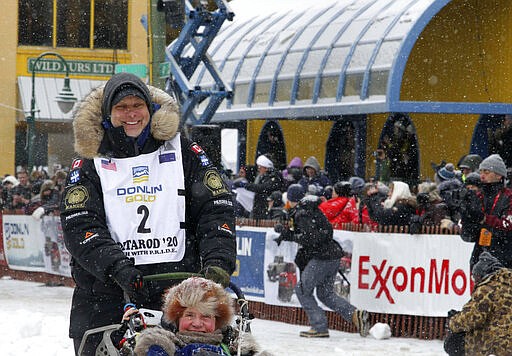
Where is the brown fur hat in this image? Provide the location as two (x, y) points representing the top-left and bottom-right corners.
(162, 277), (234, 330)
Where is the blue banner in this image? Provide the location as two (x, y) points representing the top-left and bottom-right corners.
(231, 228), (266, 297)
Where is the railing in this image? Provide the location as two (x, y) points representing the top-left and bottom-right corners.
(234, 218), (459, 340)
(0, 213), (458, 340)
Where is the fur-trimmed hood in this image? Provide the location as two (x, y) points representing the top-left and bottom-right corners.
(162, 277), (234, 331)
(72, 84), (180, 159)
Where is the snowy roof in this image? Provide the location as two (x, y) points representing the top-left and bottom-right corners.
(183, 0), (510, 121)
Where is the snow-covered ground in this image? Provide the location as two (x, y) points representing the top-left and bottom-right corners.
(1, 277), (445, 355)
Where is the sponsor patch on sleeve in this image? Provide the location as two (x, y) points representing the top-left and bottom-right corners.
(199, 154), (210, 166)
(80, 231), (99, 245)
(64, 186), (90, 210)
(69, 169), (81, 184)
(218, 223), (234, 236)
(203, 170), (228, 196)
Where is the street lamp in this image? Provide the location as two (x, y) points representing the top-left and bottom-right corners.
(27, 52), (77, 173)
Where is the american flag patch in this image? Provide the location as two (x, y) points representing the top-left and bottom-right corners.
(101, 159), (117, 171)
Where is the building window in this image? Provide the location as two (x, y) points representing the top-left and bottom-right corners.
(57, 0), (91, 48)
(18, 0), (127, 49)
(94, 0), (128, 49)
(18, 0), (53, 46)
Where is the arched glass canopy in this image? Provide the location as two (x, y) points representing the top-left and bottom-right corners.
(184, 0), (512, 122)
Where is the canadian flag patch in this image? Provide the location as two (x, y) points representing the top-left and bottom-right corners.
(191, 144), (204, 154)
(71, 159), (83, 170)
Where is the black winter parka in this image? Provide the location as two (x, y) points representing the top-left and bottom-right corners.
(60, 84), (236, 339)
(279, 196), (343, 271)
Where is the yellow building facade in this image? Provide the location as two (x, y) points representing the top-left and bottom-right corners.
(0, 1), (150, 175)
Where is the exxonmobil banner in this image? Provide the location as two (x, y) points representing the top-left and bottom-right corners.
(347, 232), (474, 317)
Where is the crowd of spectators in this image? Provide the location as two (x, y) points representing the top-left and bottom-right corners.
(0, 167), (67, 219)
(229, 153), (488, 236)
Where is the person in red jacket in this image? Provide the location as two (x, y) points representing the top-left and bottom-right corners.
(319, 181), (351, 226)
(337, 178), (380, 230)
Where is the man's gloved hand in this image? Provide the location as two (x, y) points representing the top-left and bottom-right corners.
(447, 309), (459, 319)
(112, 266), (145, 301)
(201, 266), (230, 288)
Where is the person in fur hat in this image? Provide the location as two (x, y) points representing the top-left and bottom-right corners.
(28, 179), (61, 218)
(133, 277), (270, 356)
(446, 252), (512, 355)
(366, 181), (417, 227)
(60, 72), (236, 355)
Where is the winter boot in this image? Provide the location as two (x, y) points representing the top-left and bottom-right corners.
(299, 329), (329, 338)
(352, 309), (369, 337)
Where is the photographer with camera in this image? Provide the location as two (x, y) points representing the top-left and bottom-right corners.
(460, 154), (512, 269)
(273, 184), (369, 338)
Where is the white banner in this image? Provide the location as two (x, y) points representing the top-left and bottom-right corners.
(2, 214), (476, 317)
(39, 216), (71, 277)
(347, 231), (474, 316)
(3, 215), (45, 272)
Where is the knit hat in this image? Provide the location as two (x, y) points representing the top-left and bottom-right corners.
(472, 251), (503, 281)
(287, 156), (303, 168)
(2, 175), (19, 186)
(333, 181), (351, 197)
(101, 72), (153, 119)
(39, 179), (55, 194)
(458, 154), (482, 171)
(287, 184), (305, 202)
(349, 176), (365, 195)
(479, 154), (507, 177)
(256, 155), (274, 169)
(266, 190), (283, 204)
(162, 277), (234, 330)
(464, 172), (481, 187)
(437, 163), (456, 181)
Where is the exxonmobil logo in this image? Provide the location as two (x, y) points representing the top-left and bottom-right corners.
(357, 256), (473, 304)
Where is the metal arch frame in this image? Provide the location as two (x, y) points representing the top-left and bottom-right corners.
(262, 11), (306, 106)
(335, 0), (397, 102)
(182, 0), (512, 122)
(219, 18), (275, 108)
(194, 14), (255, 84)
(228, 13), (288, 108)
(248, 10), (308, 107)
(264, 4), (336, 105)
(312, 0), (377, 105)
(166, 0), (234, 126)
(359, 0), (423, 100)
(290, 1), (355, 105)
